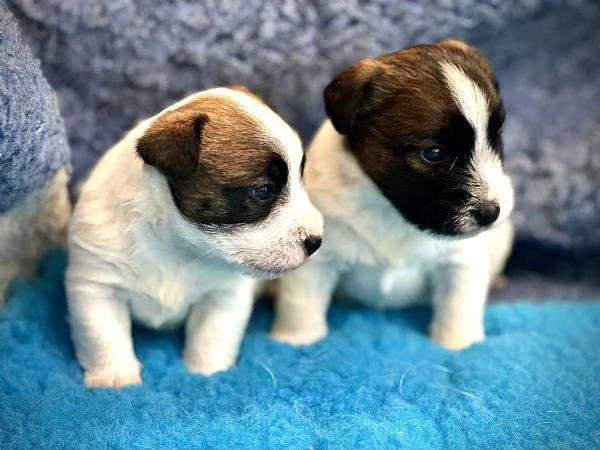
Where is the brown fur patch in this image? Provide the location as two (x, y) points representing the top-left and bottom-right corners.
(137, 91), (290, 227)
(436, 39), (470, 51)
(323, 43), (505, 235)
(325, 42), (501, 173)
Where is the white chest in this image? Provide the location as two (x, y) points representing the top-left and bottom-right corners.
(319, 200), (468, 309)
(334, 236), (444, 309)
(115, 249), (240, 330)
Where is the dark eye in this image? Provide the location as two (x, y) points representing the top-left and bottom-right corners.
(250, 183), (275, 202)
(421, 147), (448, 164)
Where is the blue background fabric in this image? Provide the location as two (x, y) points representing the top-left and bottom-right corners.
(1, 252), (599, 449)
(6, 0), (600, 253)
(0, 2), (70, 213)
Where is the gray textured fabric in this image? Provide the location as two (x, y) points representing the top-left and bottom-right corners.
(0, 1), (70, 213)
(7, 0), (600, 252)
(473, 6), (600, 252)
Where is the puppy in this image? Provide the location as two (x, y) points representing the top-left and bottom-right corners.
(271, 40), (514, 351)
(66, 87), (323, 387)
(0, 170), (70, 306)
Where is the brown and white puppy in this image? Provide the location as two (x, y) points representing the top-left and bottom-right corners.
(66, 87), (323, 387)
(271, 40), (514, 350)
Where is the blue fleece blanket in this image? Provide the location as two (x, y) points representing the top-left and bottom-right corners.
(1, 252), (598, 448)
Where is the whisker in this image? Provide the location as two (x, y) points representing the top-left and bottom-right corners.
(448, 156), (458, 173)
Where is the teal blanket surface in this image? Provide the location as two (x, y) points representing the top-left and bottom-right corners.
(1, 252), (598, 448)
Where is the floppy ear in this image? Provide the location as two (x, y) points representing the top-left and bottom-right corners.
(323, 59), (382, 135)
(136, 110), (208, 179)
(436, 38), (470, 51)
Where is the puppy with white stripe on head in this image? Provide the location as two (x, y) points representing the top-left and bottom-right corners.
(66, 87), (323, 387)
(271, 40), (514, 350)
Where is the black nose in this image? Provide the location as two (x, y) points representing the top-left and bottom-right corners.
(303, 235), (322, 256)
(473, 202), (500, 227)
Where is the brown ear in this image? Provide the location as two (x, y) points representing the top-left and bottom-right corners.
(436, 39), (498, 89)
(436, 39), (470, 51)
(136, 110), (208, 179)
(323, 59), (382, 135)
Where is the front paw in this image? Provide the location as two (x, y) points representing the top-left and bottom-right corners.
(184, 355), (234, 377)
(429, 322), (485, 351)
(270, 323), (328, 346)
(84, 362), (142, 388)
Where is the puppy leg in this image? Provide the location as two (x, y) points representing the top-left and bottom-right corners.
(67, 284), (141, 388)
(429, 264), (490, 351)
(270, 262), (339, 346)
(183, 282), (254, 376)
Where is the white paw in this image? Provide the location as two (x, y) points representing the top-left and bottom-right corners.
(269, 324), (328, 346)
(429, 323), (485, 351)
(184, 356), (234, 377)
(84, 362), (142, 388)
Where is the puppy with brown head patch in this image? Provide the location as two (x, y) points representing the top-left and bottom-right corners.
(271, 40), (514, 350)
(66, 87), (323, 387)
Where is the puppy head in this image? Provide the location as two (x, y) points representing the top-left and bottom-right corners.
(136, 87), (323, 277)
(324, 39), (513, 237)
